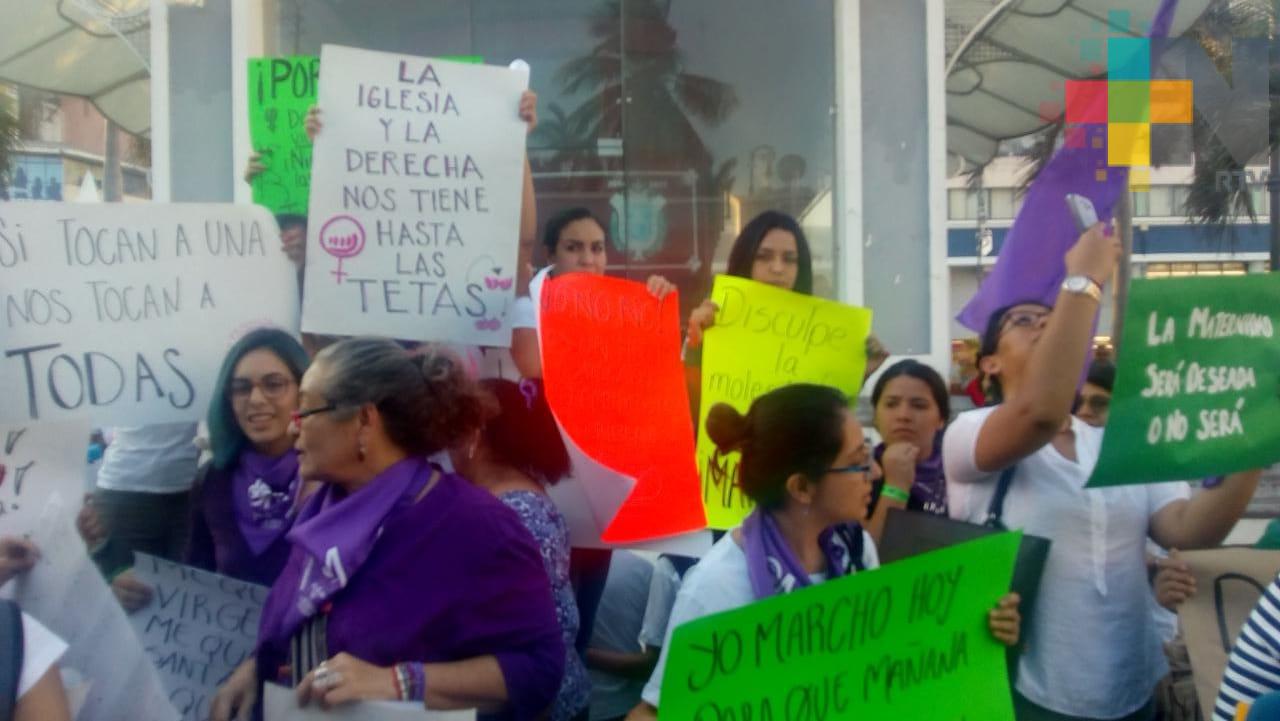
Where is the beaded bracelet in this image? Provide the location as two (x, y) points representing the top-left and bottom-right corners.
(880, 484), (911, 504)
(393, 662), (427, 701)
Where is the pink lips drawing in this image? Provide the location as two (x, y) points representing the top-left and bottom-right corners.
(474, 318), (501, 331)
(484, 276), (513, 290)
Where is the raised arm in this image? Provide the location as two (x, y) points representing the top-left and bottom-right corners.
(971, 224), (1119, 473)
(1149, 470), (1262, 550)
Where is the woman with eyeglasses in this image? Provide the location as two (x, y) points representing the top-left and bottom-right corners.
(627, 384), (1021, 720)
(1074, 359), (1115, 428)
(862, 359), (952, 543)
(211, 338), (564, 721)
(943, 224), (1261, 721)
(187, 327), (313, 586)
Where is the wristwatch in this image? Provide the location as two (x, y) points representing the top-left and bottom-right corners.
(1061, 275), (1103, 303)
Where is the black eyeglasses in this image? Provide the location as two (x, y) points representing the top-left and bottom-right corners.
(228, 374), (295, 402)
(827, 463), (871, 476)
(291, 404), (337, 425)
(999, 308), (1052, 335)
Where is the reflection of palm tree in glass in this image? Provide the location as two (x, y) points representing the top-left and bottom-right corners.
(554, 0), (738, 275)
(531, 102), (600, 175)
(555, 0), (737, 175)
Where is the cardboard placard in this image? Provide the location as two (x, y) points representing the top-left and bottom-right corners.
(130, 553), (269, 721)
(540, 273), (705, 542)
(0, 202), (300, 425)
(1090, 275), (1280, 487)
(301, 45), (525, 345)
(1177, 547), (1280, 721)
(696, 276), (873, 529)
(660, 532), (1020, 720)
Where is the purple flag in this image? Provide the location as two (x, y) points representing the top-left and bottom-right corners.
(956, 0), (1182, 332)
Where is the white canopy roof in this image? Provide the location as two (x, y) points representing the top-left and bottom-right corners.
(0, 0), (150, 135)
(946, 0), (1213, 172)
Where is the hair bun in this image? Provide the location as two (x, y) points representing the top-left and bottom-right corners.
(705, 403), (751, 453)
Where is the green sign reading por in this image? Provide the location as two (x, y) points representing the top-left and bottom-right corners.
(659, 533), (1020, 720)
(248, 55), (320, 216)
(1089, 274), (1280, 487)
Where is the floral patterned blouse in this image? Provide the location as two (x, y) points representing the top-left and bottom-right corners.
(499, 491), (591, 720)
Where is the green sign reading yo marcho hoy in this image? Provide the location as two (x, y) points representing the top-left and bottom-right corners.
(659, 533), (1020, 721)
(1089, 274), (1280, 488)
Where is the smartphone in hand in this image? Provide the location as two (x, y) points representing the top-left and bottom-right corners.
(1065, 193), (1099, 233)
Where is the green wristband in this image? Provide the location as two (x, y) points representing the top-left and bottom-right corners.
(880, 484), (910, 504)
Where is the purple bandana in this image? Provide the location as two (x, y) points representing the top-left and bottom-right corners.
(874, 432), (948, 516)
(742, 509), (863, 600)
(231, 449), (301, 555)
(279, 457), (431, 634)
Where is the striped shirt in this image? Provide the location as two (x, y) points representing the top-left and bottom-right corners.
(1215, 573), (1280, 720)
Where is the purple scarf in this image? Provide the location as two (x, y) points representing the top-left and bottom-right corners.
(873, 432), (948, 516)
(231, 449), (301, 555)
(278, 457), (430, 634)
(742, 509), (863, 600)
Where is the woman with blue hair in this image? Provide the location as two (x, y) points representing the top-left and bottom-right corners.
(187, 327), (312, 585)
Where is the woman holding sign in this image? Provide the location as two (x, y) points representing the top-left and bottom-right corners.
(451, 378), (591, 721)
(210, 339), (564, 721)
(682, 211), (888, 399)
(942, 223), (1262, 721)
(628, 384), (1022, 719)
(187, 328), (313, 586)
(509, 207), (677, 379)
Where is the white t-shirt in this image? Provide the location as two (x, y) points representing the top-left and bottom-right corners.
(19, 612), (67, 699)
(95, 422), (199, 494)
(640, 529), (879, 708)
(943, 406), (1190, 718)
(587, 551), (654, 721)
(639, 557), (683, 650)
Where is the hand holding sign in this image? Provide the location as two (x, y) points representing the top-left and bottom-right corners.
(697, 276), (872, 529)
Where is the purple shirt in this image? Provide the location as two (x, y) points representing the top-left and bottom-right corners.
(255, 470), (565, 720)
(187, 463), (293, 587)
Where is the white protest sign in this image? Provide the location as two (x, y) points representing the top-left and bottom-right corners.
(130, 553), (268, 721)
(302, 44), (527, 346)
(0, 421), (89, 534)
(0, 202), (300, 425)
(0, 422), (178, 721)
(264, 682), (475, 720)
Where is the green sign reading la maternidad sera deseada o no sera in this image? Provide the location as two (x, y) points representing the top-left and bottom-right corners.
(1089, 273), (1280, 488)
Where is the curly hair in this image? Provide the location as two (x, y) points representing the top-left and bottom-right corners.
(314, 338), (489, 457)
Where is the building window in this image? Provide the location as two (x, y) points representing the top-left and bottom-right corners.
(1144, 261), (1248, 278)
(1130, 190), (1150, 217)
(989, 188), (1015, 219)
(946, 188), (989, 220)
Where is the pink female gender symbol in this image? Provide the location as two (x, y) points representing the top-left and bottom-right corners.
(318, 215), (366, 283)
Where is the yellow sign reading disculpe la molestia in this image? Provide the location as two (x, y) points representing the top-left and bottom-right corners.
(697, 276), (873, 530)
